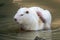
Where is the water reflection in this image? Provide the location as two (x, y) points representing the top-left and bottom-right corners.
(0, 0), (60, 40)
(0, 30), (52, 40)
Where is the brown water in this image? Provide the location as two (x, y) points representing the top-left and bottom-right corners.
(0, 0), (60, 40)
(0, 30), (52, 40)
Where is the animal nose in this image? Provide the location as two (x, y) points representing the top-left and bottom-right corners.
(14, 19), (17, 21)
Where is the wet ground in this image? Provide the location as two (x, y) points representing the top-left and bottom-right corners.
(0, 0), (60, 40)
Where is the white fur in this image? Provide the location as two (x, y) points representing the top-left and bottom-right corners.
(14, 7), (52, 30)
(29, 7), (52, 29)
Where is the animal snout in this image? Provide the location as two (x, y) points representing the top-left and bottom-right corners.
(14, 18), (17, 21)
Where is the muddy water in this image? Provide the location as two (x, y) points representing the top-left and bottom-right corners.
(0, 29), (60, 40)
(0, 0), (60, 40)
(0, 30), (52, 40)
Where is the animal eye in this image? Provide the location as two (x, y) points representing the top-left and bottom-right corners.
(26, 11), (29, 14)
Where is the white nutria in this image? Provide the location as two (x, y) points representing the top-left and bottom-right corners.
(14, 7), (52, 31)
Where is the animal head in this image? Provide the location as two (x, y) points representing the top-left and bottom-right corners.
(14, 7), (41, 24)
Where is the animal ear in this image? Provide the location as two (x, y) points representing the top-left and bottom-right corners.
(37, 11), (46, 23)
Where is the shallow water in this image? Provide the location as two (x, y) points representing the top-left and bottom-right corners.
(0, 0), (60, 40)
(0, 29), (60, 40)
(0, 30), (52, 40)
